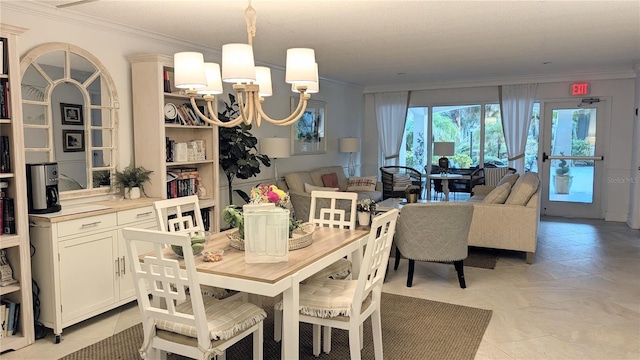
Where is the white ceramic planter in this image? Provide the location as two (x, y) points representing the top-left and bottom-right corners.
(125, 187), (141, 199)
(357, 211), (370, 226)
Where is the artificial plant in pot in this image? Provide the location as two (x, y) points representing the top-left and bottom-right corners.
(553, 153), (572, 194)
(405, 184), (421, 203)
(113, 164), (153, 199)
(218, 94), (271, 205)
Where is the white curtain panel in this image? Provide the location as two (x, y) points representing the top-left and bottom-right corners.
(500, 84), (537, 173)
(374, 91), (410, 166)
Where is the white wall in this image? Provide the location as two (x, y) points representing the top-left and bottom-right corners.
(2, 2), (365, 208)
(629, 65), (640, 229)
(364, 78), (637, 223)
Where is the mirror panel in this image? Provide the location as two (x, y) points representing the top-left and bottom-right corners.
(23, 103), (47, 126)
(36, 50), (65, 82)
(91, 108), (111, 127)
(70, 52), (95, 84)
(21, 43), (119, 198)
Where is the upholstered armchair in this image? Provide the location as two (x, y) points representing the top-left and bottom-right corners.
(393, 202), (474, 288)
(380, 166), (422, 199)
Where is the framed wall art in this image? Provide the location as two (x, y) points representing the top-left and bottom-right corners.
(290, 98), (326, 155)
(62, 129), (85, 152)
(60, 102), (84, 125)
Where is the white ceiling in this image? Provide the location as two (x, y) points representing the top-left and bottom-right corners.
(32, 0), (640, 89)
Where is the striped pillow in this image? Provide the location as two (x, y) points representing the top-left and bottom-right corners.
(346, 176), (377, 192)
(393, 174), (413, 188)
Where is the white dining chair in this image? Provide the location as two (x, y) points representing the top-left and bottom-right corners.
(153, 196), (244, 301)
(122, 228), (266, 360)
(276, 208), (399, 359)
(274, 190), (358, 342)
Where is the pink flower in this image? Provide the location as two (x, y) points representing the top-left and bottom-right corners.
(267, 191), (280, 203)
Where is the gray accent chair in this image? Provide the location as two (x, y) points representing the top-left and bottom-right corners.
(393, 202), (474, 288)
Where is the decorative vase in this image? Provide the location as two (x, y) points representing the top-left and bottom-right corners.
(125, 187), (141, 200)
(357, 211), (370, 226)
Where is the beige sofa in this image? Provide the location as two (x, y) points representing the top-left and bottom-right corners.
(467, 171), (540, 264)
(277, 166), (382, 222)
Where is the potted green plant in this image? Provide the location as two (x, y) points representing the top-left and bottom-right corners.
(553, 153), (572, 194)
(113, 164), (153, 199)
(356, 199), (376, 226)
(405, 184), (421, 203)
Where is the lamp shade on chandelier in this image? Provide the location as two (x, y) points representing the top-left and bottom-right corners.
(173, 2), (318, 128)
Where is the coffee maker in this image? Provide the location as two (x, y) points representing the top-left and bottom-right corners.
(26, 162), (62, 214)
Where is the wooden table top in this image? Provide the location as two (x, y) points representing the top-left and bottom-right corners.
(164, 227), (369, 285)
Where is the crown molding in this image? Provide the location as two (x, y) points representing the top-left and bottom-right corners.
(363, 70), (636, 94)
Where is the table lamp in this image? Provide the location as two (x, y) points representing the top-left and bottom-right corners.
(260, 137), (290, 181)
(433, 142), (455, 174)
(339, 137), (361, 177)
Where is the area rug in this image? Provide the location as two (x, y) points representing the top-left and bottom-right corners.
(461, 246), (500, 269)
(60, 293), (492, 360)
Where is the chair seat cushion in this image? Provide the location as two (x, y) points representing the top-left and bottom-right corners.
(306, 258), (352, 282)
(276, 279), (358, 318)
(156, 298), (266, 341)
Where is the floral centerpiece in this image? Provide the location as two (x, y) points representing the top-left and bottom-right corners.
(223, 184), (302, 239)
(356, 198), (377, 213)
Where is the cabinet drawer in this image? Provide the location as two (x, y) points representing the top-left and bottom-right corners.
(117, 206), (155, 226)
(57, 213), (117, 238)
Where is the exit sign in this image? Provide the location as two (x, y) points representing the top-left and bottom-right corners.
(571, 82), (590, 95)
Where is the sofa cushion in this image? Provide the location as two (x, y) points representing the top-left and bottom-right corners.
(347, 176), (377, 192)
(505, 172), (539, 205)
(284, 171), (313, 193)
(482, 182), (512, 204)
(321, 173), (340, 188)
(498, 173), (519, 188)
(304, 183), (340, 193)
(309, 166), (349, 191)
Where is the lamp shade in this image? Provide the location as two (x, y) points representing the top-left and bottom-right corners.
(433, 142), (455, 156)
(261, 137), (290, 159)
(197, 62), (223, 95)
(255, 66), (273, 97)
(339, 137), (361, 153)
(285, 48), (316, 84)
(291, 63), (319, 94)
(222, 43), (256, 83)
(174, 52), (207, 89)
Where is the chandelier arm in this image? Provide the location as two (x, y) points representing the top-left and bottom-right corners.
(234, 88), (254, 125)
(259, 92), (311, 126)
(188, 96), (245, 128)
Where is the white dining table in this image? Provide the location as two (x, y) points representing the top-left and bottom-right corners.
(165, 226), (369, 359)
(428, 173), (463, 201)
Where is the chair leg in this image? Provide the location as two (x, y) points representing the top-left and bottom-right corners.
(407, 259), (415, 287)
(274, 308), (282, 342)
(348, 323), (362, 360)
(254, 322), (263, 360)
(323, 326), (332, 354)
(371, 308), (384, 360)
(454, 260), (466, 288)
(394, 247), (400, 270)
(313, 324), (321, 356)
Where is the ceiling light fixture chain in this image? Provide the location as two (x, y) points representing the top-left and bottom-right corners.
(173, 1), (318, 128)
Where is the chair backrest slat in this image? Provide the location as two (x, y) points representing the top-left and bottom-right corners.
(309, 190), (358, 229)
(154, 195), (206, 237)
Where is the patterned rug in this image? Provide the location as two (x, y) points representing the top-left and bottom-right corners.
(61, 293), (492, 360)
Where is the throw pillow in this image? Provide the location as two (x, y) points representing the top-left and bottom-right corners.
(321, 173), (340, 188)
(482, 182), (512, 204)
(505, 173), (540, 205)
(498, 173), (519, 188)
(346, 176), (377, 192)
(304, 183), (339, 193)
(393, 174), (412, 188)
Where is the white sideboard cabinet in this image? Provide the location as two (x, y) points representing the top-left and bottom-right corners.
(29, 198), (158, 343)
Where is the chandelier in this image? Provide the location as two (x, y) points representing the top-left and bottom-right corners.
(173, 2), (318, 128)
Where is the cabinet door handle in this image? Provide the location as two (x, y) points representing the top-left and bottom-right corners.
(115, 258), (120, 276)
(121, 256), (126, 275)
(136, 211), (153, 218)
(81, 221), (102, 228)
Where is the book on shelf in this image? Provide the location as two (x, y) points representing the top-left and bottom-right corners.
(166, 168), (200, 199)
(3, 197), (15, 234)
(0, 37), (6, 75)
(0, 136), (11, 173)
(0, 299), (18, 337)
(0, 78), (8, 119)
(163, 69), (171, 93)
(0, 303), (4, 339)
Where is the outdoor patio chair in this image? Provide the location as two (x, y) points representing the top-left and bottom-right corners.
(380, 166), (422, 199)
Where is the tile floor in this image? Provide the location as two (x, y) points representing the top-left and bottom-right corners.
(1, 216), (638, 359)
